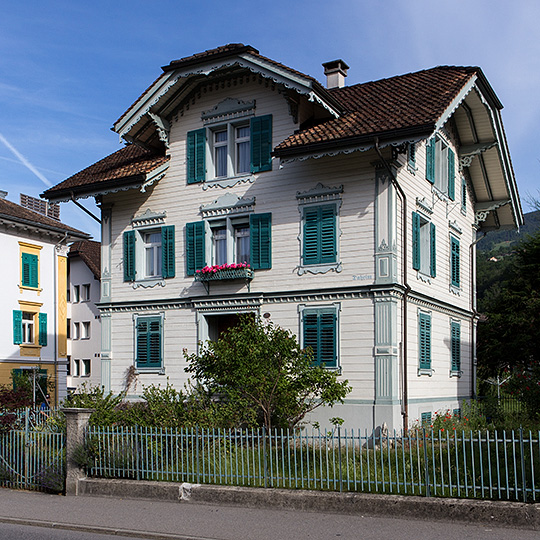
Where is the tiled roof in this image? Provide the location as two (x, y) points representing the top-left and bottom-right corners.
(0, 197), (89, 237)
(42, 144), (168, 198)
(69, 239), (101, 279)
(274, 66), (479, 155)
(161, 43), (319, 84)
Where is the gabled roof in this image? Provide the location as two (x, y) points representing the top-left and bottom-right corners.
(42, 144), (169, 202)
(275, 66), (479, 156)
(0, 197), (89, 239)
(69, 240), (101, 279)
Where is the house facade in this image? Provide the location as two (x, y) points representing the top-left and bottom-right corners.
(0, 192), (89, 405)
(43, 44), (522, 430)
(67, 240), (101, 391)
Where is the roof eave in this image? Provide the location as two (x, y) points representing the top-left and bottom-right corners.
(0, 213), (90, 240)
(42, 174), (146, 203)
(273, 124), (435, 159)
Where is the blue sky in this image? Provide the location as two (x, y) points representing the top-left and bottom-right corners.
(1, 0), (538, 240)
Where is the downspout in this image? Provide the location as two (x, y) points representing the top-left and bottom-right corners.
(470, 231), (486, 401)
(53, 232), (68, 406)
(374, 138), (411, 433)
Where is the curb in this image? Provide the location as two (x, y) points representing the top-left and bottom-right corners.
(79, 477), (540, 531)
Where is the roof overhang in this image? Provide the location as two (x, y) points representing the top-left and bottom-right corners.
(0, 213), (90, 241)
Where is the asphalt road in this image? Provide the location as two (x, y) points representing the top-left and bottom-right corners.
(0, 488), (538, 540)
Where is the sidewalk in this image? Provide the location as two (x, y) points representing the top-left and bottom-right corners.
(0, 480), (539, 539)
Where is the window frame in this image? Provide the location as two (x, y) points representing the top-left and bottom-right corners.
(82, 359), (91, 377)
(73, 322), (80, 340)
(73, 285), (80, 303)
(19, 242), (42, 291)
(299, 303), (340, 370)
(81, 321), (90, 340)
(412, 211), (436, 280)
(82, 283), (91, 302)
(426, 135), (455, 200)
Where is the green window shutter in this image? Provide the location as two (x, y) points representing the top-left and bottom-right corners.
(419, 312), (431, 370)
(13, 310), (22, 345)
(451, 237), (460, 287)
(461, 178), (467, 210)
(408, 143), (416, 169)
(136, 317), (162, 368)
(38, 313), (47, 346)
(421, 412), (432, 427)
(451, 321), (461, 372)
(412, 212), (421, 270)
(319, 310), (337, 367)
(22, 253), (38, 287)
(320, 205), (337, 263)
(123, 231), (136, 281)
(250, 115), (272, 173)
(186, 221), (206, 276)
(161, 225), (175, 278)
(303, 205), (336, 266)
(448, 148), (455, 200)
(303, 309), (337, 368)
(430, 222), (436, 278)
(187, 128), (206, 184)
(426, 138), (435, 184)
(12, 368), (23, 390)
(249, 213), (272, 270)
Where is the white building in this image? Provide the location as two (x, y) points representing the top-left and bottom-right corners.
(67, 240), (101, 391)
(0, 192), (89, 404)
(43, 45), (522, 430)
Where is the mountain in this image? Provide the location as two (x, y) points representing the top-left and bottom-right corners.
(477, 210), (540, 253)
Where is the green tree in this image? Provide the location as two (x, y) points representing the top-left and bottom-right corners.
(477, 231), (540, 416)
(184, 316), (351, 431)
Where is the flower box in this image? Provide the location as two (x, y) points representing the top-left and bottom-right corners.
(194, 267), (254, 282)
(194, 264), (254, 293)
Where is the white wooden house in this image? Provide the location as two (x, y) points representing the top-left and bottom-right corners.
(67, 240), (101, 391)
(0, 192), (89, 404)
(43, 44), (522, 430)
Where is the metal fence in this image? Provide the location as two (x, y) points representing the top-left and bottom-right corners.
(85, 425), (540, 502)
(0, 408), (65, 492)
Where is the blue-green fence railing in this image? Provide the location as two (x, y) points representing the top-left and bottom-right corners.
(84, 425), (540, 502)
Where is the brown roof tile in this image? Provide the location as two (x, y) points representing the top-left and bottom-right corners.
(69, 239), (101, 279)
(0, 197), (89, 237)
(275, 66), (478, 155)
(42, 145), (168, 198)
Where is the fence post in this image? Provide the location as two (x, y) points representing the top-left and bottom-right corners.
(423, 428), (431, 497)
(63, 408), (93, 496)
(520, 427), (527, 503)
(338, 426), (343, 493)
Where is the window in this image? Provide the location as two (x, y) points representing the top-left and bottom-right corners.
(135, 316), (162, 369)
(67, 318), (71, 339)
(123, 226), (175, 282)
(186, 214), (271, 275)
(82, 359), (91, 377)
(302, 205), (337, 266)
(412, 212), (436, 277)
(186, 115), (272, 184)
(73, 322), (80, 340)
(66, 355), (71, 376)
(13, 310), (47, 347)
(418, 312), (432, 373)
(450, 321), (461, 374)
(73, 285), (80, 303)
(82, 284), (91, 301)
(22, 312), (34, 344)
(81, 321), (90, 340)
(300, 305), (339, 368)
(73, 359), (80, 377)
(426, 136), (455, 199)
(450, 236), (460, 287)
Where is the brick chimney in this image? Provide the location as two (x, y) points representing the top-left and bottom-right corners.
(322, 59), (349, 89)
